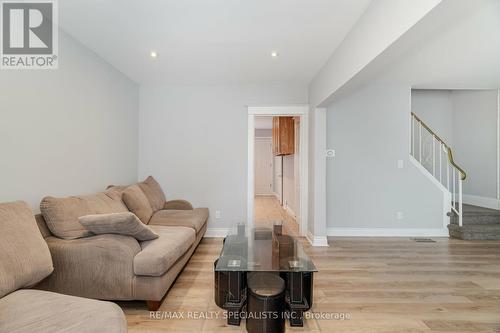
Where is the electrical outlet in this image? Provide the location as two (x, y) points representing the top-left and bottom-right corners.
(396, 211), (404, 220)
(215, 210), (221, 219)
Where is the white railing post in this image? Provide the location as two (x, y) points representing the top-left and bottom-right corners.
(453, 168), (456, 206)
(458, 178), (463, 226)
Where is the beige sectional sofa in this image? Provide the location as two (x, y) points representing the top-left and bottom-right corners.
(0, 201), (127, 333)
(35, 176), (208, 310)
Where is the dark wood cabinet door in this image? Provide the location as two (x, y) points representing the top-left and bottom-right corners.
(272, 116), (295, 156)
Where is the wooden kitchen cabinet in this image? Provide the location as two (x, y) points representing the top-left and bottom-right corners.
(272, 116), (295, 156)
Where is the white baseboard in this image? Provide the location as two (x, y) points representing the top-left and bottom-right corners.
(306, 231), (329, 247)
(204, 228), (230, 237)
(327, 227), (449, 237)
(463, 194), (500, 210)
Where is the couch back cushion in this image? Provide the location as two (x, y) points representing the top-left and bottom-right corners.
(0, 201), (54, 298)
(122, 185), (154, 224)
(40, 190), (129, 239)
(138, 176), (166, 212)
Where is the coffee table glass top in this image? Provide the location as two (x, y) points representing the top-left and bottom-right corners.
(215, 224), (317, 273)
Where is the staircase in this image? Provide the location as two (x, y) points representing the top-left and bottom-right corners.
(448, 204), (500, 240)
(411, 112), (500, 240)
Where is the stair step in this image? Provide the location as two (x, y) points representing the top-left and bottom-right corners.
(448, 224), (500, 240)
(451, 215), (500, 225)
(450, 204), (500, 225)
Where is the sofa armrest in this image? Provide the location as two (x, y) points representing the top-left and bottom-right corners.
(163, 199), (193, 210)
(36, 234), (141, 300)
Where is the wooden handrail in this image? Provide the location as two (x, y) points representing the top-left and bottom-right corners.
(411, 112), (467, 180)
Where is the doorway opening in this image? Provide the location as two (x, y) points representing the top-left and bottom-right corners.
(247, 106), (308, 237)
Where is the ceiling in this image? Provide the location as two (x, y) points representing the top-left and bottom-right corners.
(59, 0), (371, 85)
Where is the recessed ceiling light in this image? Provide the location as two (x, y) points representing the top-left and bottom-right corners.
(150, 51), (158, 58)
(271, 51), (279, 58)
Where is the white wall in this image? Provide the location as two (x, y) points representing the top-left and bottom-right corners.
(138, 84), (307, 229)
(411, 90), (453, 144)
(326, 84), (446, 233)
(452, 90), (498, 199)
(306, 0), (441, 242)
(0, 31), (139, 211)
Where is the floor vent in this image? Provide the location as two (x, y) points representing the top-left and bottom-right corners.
(411, 238), (436, 243)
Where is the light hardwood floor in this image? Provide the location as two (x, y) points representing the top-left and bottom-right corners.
(254, 195), (299, 236)
(122, 234), (500, 332)
(122, 199), (500, 332)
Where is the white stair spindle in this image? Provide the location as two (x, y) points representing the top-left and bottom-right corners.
(447, 157), (450, 191)
(419, 122), (422, 163)
(411, 115), (415, 157)
(432, 135), (436, 177)
(439, 143), (442, 184)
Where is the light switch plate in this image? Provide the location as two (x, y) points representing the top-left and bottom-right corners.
(326, 149), (336, 158)
(215, 210), (221, 219)
(397, 160), (404, 169)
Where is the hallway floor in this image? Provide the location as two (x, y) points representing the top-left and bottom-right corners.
(253, 195), (299, 236)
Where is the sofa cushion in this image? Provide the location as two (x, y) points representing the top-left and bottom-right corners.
(40, 190), (129, 239)
(133, 225), (196, 277)
(38, 234), (141, 300)
(0, 201), (53, 298)
(79, 212), (159, 241)
(149, 208), (208, 233)
(122, 185), (154, 224)
(0, 289), (126, 333)
(164, 199), (194, 210)
(138, 176), (166, 212)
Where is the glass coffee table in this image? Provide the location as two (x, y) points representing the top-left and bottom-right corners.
(214, 224), (317, 327)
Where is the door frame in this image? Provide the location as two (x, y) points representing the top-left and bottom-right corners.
(247, 105), (309, 236)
